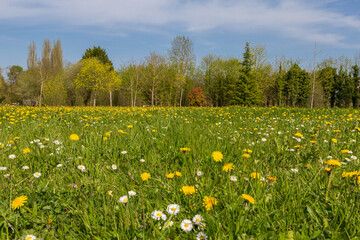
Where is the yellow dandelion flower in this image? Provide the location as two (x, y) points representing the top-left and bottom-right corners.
(166, 173), (175, 179)
(212, 151), (223, 162)
(294, 132), (303, 138)
(180, 186), (196, 195)
(341, 149), (349, 154)
(105, 132), (111, 137)
(242, 153), (251, 158)
(140, 172), (151, 181)
(180, 148), (191, 152)
(243, 149), (252, 153)
(175, 171), (182, 177)
(310, 141), (317, 144)
(267, 176), (276, 182)
(11, 195), (27, 210)
(203, 196), (218, 210)
(69, 134), (79, 141)
(250, 172), (261, 179)
(222, 163), (234, 172)
(324, 159), (342, 167)
(331, 138), (337, 143)
(23, 148), (31, 154)
(241, 194), (255, 204)
(103, 137), (108, 141)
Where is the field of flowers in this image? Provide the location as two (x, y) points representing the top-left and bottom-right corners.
(1, 106), (360, 239)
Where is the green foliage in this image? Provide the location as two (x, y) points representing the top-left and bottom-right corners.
(82, 46), (113, 70)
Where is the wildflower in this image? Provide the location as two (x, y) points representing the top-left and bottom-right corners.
(310, 141), (317, 144)
(241, 194), (255, 204)
(127, 125), (133, 128)
(57, 164), (62, 168)
(175, 171), (182, 177)
(72, 183), (77, 188)
(140, 159), (145, 162)
(290, 169), (298, 173)
(111, 164), (117, 170)
(105, 132), (110, 137)
(33, 172), (41, 178)
(103, 137), (108, 141)
(166, 204), (180, 215)
(230, 175), (238, 181)
(325, 167), (332, 172)
(180, 147), (191, 152)
(4, 174), (10, 178)
(294, 132), (303, 138)
(203, 196), (217, 210)
(121, 151), (127, 154)
(8, 154), (16, 159)
(119, 195), (128, 203)
(196, 232), (208, 240)
(151, 210), (167, 221)
(165, 221), (174, 227)
(0, 167), (7, 171)
(267, 176), (277, 182)
(180, 186), (196, 195)
(261, 138), (267, 142)
(69, 134), (79, 141)
(304, 164), (310, 168)
(324, 159), (342, 167)
(242, 153), (251, 158)
(22, 166), (29, 170)
(192, 214), (203, 225)
(331, 138), (337, 143)
(25, 235), (36, 240)
(212, 151), (223, 162)
(141, 172), (151, 181)
(250, 172), (261, 179)
(23, 148), (31, 154)
(341, 149), (349, 154)
(11, 195), (27, 210)
(243, 149), (253, 153)
(77, 165), (86, 171)
(180, 219), (193, 232)
(128, 191), (136, 197)
(197, 171), (203, 176)
(222, 163), (234, 172)
(166, 173), (175, 179)
(108, 190), (113, 196)
(351, 155), (357, 160)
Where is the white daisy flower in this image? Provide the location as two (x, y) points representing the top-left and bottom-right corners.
(8, 154), (16, 159)
(33, 172), (41, 178)
(119, 195), (128, 203)
(197, 171), (203, 176)
(128, 191), (136, 197)
(351, 155), (357, 160)
(166, 204), (180, 215)
(165, 221), (174, 228)
(77, 165), (85, 171)
(196, 232), (208, 240)
(0, 167), (7, 171)
(180, 219), (193, 232)
(290, 168), (298, 173)
(327, 156), (333, 159)
(261, 138), (267, 142)
(140, 159), (145, 162)
(22, 166), (29, 170)
(25, 235), (36, 240)
(230, 175), (238, 181)
(57, 164), (63, 167)
(111, 164), (117, 170)
(151, 210), (167, 221)
(192, 215), (203, 225)
(121, 151), (127, 154)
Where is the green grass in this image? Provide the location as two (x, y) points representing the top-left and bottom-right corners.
(0, 106), (360, 239)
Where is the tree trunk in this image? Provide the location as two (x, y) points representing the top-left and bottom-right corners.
(151, 86), (155, 107)
(39, 80), (44, 107)
(93, 90), (97, 107)
(109, 90), (112, 107)
(179, 88), (183, 107)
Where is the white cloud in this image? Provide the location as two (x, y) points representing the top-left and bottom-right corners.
(1, 0), (359, 46)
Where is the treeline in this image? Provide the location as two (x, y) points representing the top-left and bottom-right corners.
(0, 36), (359, 107)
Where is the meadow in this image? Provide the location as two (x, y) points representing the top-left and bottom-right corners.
(0, 106), (360, 240)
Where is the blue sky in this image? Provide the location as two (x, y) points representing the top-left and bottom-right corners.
(1, 0), (360, 70)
